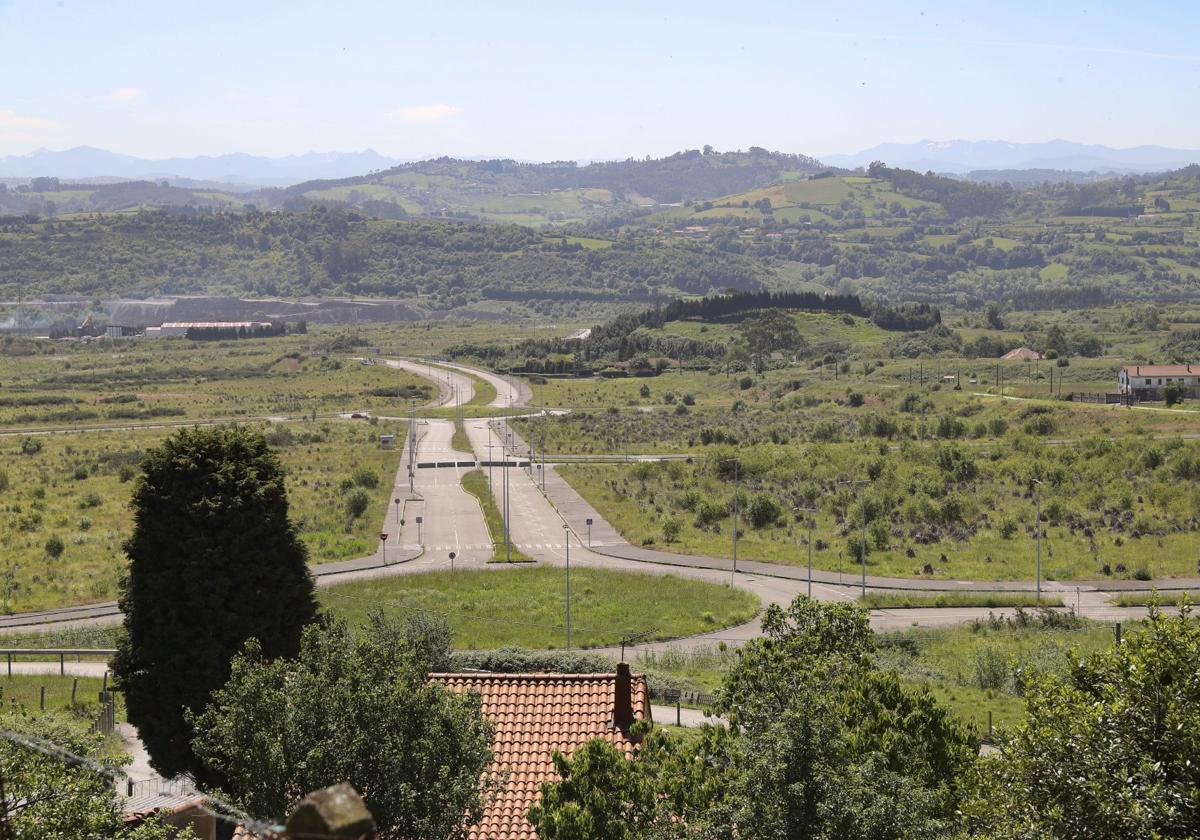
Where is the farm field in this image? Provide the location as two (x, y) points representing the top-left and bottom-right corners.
(554, 387), (1200, 583)
(0, 332), (433, 428)
(0, 419), (405, 611)
(319, 567), (760, 650)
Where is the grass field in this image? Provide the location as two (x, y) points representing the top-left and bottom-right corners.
(0, 674), (113, 717)
(0, 334), (432, 428)
(0, 419), (404, 611)
(459, 469), (532, 562)
(319, 567), (760, 649)
(1112, 591), (1196, 607)
(861, 592), (1064, 609)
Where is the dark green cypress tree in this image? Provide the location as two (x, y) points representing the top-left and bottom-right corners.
(113, 425), (317, 781)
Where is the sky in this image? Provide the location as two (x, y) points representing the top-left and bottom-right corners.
(1, 0), (1198, 161)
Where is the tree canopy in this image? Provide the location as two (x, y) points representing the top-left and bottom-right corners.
(190, 613), (495, 840)
(112, 425), (317, 781)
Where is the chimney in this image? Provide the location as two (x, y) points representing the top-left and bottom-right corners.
(613, 662), (635, 731)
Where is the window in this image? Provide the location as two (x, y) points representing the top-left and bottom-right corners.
(1145, 379), (1152, 385)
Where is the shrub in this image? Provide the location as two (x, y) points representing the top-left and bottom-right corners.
(681, 393), (695, 406)
(352, 467), (380, 489)
(662, 518), (683, 543)
(675, 490), (701, 511)
(1023, 414), (1056, 436)
(998, 517), (1018, 539)
(694, 499), (726, 527)
(118, 464), (136, 482)
(973, 646), (1008, 691)
(674, 403), (689, 416)
(847, 392), (865, 408)
(44, 535), (65, 559)
(639, 383), (651, 398)
(738, 376), (754, 390)
(662, 391), (676, 404)
(345, 489), (370, 520)
(20, 437), (42, 456)
(746, 494), (782, 529)
(79, 492), (103, 509)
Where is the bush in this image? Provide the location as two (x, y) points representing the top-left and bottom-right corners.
(738, 376), (754, 390)
(44, 535), (65, 559)
(352, 467), (380, 489)
(746, 494), (781, 529)
(345, 489), (370, 520)
(681, 393), (695, 406)
(79, 492), (103, 509)
(998, 517), (1018, 539)
(973, 646), (1008, 691)
(674, 403), (689, 415)
(847, 391), (865, 408)
(662, 518), (683, 543)
(19, 437), (42, 456)
(639, 383), (651, 398)
(1023, 414), (1056, 436)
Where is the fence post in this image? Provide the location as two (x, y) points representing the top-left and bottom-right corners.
(39, 686), (45, 711)
(988, 710), (993, 741)
(71, 678), (77, 707)
(6, 653), (9, 678)
(59, 652), (64, 677)
(676, 696), (681, 727)
(1115, 622), (1122, 644)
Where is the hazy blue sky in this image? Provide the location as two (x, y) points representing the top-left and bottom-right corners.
(1, 0), (1198, 160)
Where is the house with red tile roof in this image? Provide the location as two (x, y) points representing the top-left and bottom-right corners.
(1001, 346), (1043, 361)
(433, 663), (652, 840)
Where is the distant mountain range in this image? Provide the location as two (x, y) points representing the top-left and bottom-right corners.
(824, 139), (1200, 175)
(0, 146), (410, 186)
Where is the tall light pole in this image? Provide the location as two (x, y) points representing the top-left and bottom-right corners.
(564, 523), (572, 650)
(1032, 478), (1044, 602)
(793, 505), (818, 598)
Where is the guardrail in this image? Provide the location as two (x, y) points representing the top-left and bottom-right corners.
(0, 648), (116, 677)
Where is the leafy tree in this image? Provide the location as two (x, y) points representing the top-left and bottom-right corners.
(717, 597), (974, 839)
(965, 603), (1200, 838)
(533, 598), (973, 840)
(0, 710), (191, 839)
(190, 613), (494, 840)
(529, 726), (734, 840)
(739, 310), (806, 373)
(112, 425), (317, 781)
(1164, 383), (1184, 406)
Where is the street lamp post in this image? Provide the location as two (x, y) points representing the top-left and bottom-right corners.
(415, 516), (423, 546)
(379, 532), (388, 565)
(393, 496), (401, 531)
(1032, 478), (1044, 602)
(793, 506), (818, 598)
(564, 523), (572, 650)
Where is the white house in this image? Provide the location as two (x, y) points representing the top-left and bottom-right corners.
(1118, 364), (1200, 398)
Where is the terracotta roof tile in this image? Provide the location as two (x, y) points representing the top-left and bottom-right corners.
(433, 672), (651, 840)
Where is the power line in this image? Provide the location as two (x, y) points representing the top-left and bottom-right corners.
(0, 726), (280, 837)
